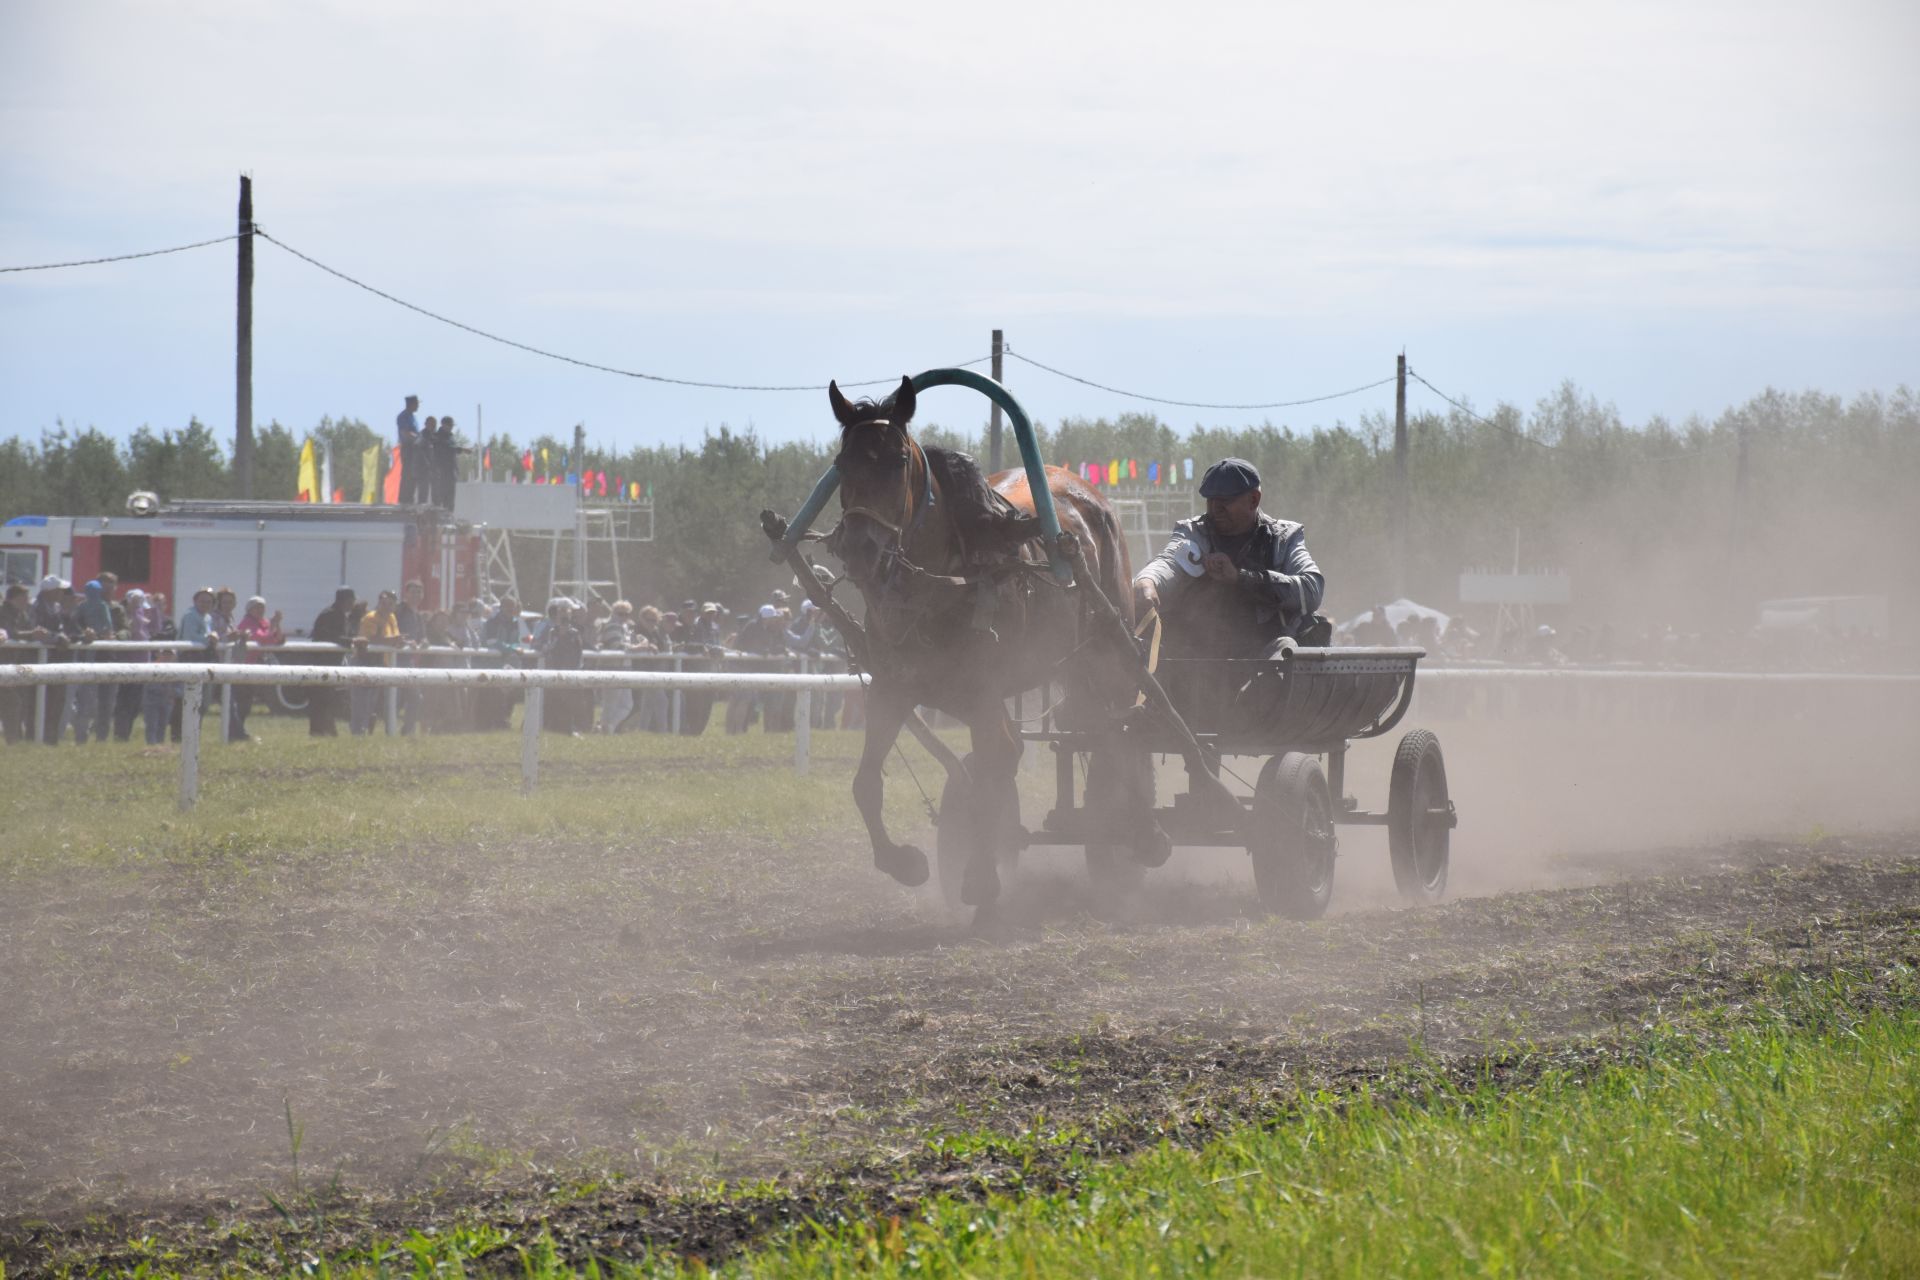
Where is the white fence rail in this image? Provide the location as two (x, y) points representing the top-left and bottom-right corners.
(4, 658), (1916, 813)
(0, 660), (866, 808)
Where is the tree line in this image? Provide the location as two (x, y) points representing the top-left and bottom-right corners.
(3, 382), (1915, 629)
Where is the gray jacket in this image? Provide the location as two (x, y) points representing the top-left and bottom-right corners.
(1136, 512), (1325, 628)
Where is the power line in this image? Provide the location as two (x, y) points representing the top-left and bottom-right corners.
(0, 232), (245, 274)
(1409, 367), (1737, 462)
(257, 229), (984, 392)
(1405, 367), (1557, 449)
(1005, 347), (1398, 411)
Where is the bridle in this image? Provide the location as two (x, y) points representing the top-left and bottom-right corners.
(839, 425), (937, 569)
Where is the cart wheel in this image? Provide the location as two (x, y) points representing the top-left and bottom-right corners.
(1388, 728), (1451, 904)
(1249, 752), (1336, 919)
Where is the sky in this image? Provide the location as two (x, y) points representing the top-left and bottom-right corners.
(2, 0), (1916, 454)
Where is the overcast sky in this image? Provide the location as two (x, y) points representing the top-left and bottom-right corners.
(2, 0), (1915, 453)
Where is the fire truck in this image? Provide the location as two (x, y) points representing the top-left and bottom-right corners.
(2, 495), (481, 635)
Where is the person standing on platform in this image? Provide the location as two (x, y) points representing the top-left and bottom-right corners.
(429, 415), (466, 510)
(396, 395), (423, 504)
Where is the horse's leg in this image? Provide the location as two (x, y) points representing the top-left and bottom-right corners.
(854, 684), (929, 887)
(958, 697), (1023, 909)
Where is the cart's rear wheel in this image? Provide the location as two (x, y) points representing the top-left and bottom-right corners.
(1249, 752), (1336, 919)
(1388, 728), (1451, 903)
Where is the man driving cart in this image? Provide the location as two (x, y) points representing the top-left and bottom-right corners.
(1132, 457), (1327, 658)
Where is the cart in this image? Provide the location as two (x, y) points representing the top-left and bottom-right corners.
(767, 365), (1455, 920)
(988, 643), (1456, 919)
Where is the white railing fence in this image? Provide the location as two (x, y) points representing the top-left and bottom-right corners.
(0, 660), (866, 808)
(4, 657), (1916, 813)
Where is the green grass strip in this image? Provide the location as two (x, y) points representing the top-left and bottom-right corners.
(699, 1017), (1918, 1279)
(290, 995), (1920, 1279)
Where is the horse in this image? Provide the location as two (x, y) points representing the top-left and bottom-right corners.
(821, 376), (1152, 912)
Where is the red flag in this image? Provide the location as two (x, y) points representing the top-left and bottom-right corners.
(614, 474), (624, 501)
(521, 449), (533, 475)
(383, 447), (402, 503)
(1128, 459), (1137, 479)
(596, 471), (607, 496)
(483, 448), (492, 473)
(331, 487), (345, 503)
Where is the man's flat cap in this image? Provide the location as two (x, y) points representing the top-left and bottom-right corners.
(1198, 457), (1261, 498)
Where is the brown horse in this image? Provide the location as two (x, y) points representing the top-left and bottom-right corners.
(825, 376), (1147, 910)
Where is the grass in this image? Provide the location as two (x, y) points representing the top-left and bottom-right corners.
(32, 964), (1904, 1279)
(278, 978), (1915, 1279)
(0, 709), (941, 875)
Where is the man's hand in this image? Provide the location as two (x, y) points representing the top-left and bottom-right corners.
(1133, 579), (1160, 616)
(1202, 552), (1238, 584)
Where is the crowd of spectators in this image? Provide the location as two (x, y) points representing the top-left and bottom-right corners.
(0, 573), (854, 748)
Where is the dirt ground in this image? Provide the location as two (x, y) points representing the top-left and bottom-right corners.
(3, 692), (1918, 1273)
(3, 820), (1918, 1273)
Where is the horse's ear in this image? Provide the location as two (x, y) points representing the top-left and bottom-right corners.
(888, 375), (917, 425)
(828, 380), (859, 427)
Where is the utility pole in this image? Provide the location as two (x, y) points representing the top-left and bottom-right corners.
(1393, 351), (1409, 595)
(988, 328), (1005, 473)
(234, 174), (255, 498)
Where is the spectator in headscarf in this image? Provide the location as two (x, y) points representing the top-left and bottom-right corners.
(112, 587), (153, 741)
(229, 595), (284, 742)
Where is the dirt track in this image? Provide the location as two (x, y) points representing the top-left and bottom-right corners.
(3, 818), (1917, 1272)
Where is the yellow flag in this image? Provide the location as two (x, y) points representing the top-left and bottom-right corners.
(296, 438), (318, 503)
(361, 445), (380, 503)
(1108, 458), (1119, 487)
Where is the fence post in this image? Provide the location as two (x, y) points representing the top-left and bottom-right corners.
(385, 681), (399, 737)
(33, 645), (47, 742)
(221, 641), (236, 743)
(521, 684), (543, 795)
(794, 655), (811, 776)
(670, 653), (683, 735)
(178, 680), (204, 811)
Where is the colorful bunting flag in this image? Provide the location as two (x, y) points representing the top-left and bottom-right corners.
(384, 447), (402, 503)
(295, 438), (317, 503)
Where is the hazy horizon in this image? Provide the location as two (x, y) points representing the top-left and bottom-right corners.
(3, 0), (1915, 451)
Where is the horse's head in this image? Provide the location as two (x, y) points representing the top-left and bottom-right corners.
(827, 375), (926, 585)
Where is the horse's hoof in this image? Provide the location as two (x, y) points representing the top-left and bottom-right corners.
(961, 850), (1001, 907)
(1132, 822), (1174, 868)
(875, 843), (930, 887)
